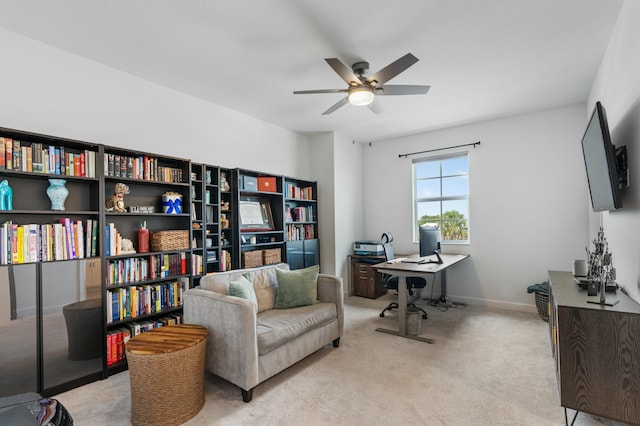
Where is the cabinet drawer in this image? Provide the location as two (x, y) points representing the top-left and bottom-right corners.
(356, 264), (370, 274)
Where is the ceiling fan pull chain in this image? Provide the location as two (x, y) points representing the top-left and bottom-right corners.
(352, 105), (356, 144)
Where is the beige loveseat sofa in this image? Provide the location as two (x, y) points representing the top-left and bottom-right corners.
(183, 263), (344, 402)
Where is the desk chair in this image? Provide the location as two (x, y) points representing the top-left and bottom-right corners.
(378, 233), (428, 320)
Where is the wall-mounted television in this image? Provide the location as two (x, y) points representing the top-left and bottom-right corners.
(581, 101), (623, 212)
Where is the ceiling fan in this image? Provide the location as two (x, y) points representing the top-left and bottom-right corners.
(293, 53), (430, 115)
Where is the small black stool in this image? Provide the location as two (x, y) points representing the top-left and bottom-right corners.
(62, 298), (102, 361)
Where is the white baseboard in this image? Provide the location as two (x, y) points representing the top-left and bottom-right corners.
(445, 295), (539, 314)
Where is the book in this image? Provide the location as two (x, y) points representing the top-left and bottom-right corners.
(91, 220), (98, 257)
(80, 152), (86, 177)
(127, 156), (133, 178)
(32, 143), (43, 173)
(107, 153), (114, 177)
(25, 145), (32, 172)
(59, 146), (65, 175)
(28, 224), (38, 263)
(54, 147), (60, 175)
(0, 137), (5, 169)
(13, 140), (21, 171)
(4, 138), (12, 170)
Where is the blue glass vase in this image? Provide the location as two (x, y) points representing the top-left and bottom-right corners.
(46, 179), (69, 211)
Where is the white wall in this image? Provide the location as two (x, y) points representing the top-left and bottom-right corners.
(0, 28), (311, 178)
(0, 28), (356, 272)
(309, 133), (336, 275)
(333, 132), (364, 291)
(309, 132), (364, 293)
(363, 105), (589, 310)
(587, 0), (640, 302)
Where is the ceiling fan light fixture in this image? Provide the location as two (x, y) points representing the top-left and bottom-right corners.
(348, 86), (375, 106)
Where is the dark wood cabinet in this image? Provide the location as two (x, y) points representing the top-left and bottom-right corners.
(351, 256), (386, 298)
(285, 239), (319, 270)
(548, 270), (640, 424)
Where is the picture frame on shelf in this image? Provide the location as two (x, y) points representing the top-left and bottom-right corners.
(239, 197), (274, 231)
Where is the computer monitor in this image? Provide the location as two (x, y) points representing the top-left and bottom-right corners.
(419, 224), (441, 256)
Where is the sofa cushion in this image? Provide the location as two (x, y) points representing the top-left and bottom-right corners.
(256, 303), (336, 355)
(274, 265), (319, 309)
(198, 263), (289, 313)
(228, 274), (257, 309)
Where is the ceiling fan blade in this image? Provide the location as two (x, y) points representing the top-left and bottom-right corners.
(325, 58), (362, 86)
(367, 102), (382, 115)
(293, 89), (347, 94)
(376, 85), (431, 96)
(322, 97), (348, 115)
(366, 53), (419, 86)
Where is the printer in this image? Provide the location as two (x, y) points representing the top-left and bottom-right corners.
(353, 240), (384, 256)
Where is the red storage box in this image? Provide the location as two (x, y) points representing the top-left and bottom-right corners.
(258, 177), (277, 192)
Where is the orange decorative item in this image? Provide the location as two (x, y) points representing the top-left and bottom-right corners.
(257, 177), (277, 192)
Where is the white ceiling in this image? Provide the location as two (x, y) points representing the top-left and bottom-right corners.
(0, 0), (624, 143)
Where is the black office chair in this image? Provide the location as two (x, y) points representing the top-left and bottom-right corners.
(378, 233), (428, 319)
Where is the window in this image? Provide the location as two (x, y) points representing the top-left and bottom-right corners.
(412, 153), (469, 243)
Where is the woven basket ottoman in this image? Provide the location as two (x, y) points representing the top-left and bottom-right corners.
(125, 324), (208, 426)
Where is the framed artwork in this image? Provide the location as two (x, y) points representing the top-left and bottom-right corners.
(239, 197), (274, 231)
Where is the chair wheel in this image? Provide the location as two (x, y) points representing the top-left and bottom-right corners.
(380, 313), (385, 317)
(422, 314), (428, 319)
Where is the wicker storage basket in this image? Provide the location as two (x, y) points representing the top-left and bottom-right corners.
(242, 250), (263, 268)
(262, 248), (281, 265)
(150, 230), (189, 252)
(535, 291), (549, 322)
(126, 325), (207, 426)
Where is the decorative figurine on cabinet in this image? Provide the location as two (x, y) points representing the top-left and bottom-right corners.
(220, 172), (230, 192)
(105, 182), (130, 212)
(162, 191), (183, 214)
(0, 180), (13, 211)
(120, 238), (137, 254)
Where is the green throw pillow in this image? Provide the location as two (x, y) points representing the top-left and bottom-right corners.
(275, 265), (319, 309)
(228, 274), (258, 307)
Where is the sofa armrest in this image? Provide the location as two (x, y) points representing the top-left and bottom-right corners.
(183, 288), (260, 391)
(317, 274), (344, 338)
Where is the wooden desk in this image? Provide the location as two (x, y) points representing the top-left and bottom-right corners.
(548, 271), (640, 424)
(373, 254), (469, 343)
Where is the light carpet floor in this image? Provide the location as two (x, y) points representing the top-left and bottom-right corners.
(56, 294), (627, 425)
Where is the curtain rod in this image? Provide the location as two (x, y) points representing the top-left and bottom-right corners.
(398, 141), (481, 158)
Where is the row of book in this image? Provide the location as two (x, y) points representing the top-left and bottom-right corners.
(106, 280), (186, 324)
(192, 253), (203, 275)
(104, 153), (184, 183)
(106, 252), (188, 285)
(220, 249), (231, 271)
(286, 205), (315, 223)
(106, 313), (184, 366)
(284, 184), (314, 200)
(286, 224), (315, 241)
(0, 219), (98, 265)
(0, 137), (97, 177)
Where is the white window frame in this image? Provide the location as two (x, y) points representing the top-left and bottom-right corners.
(412, 152), (470, 244)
